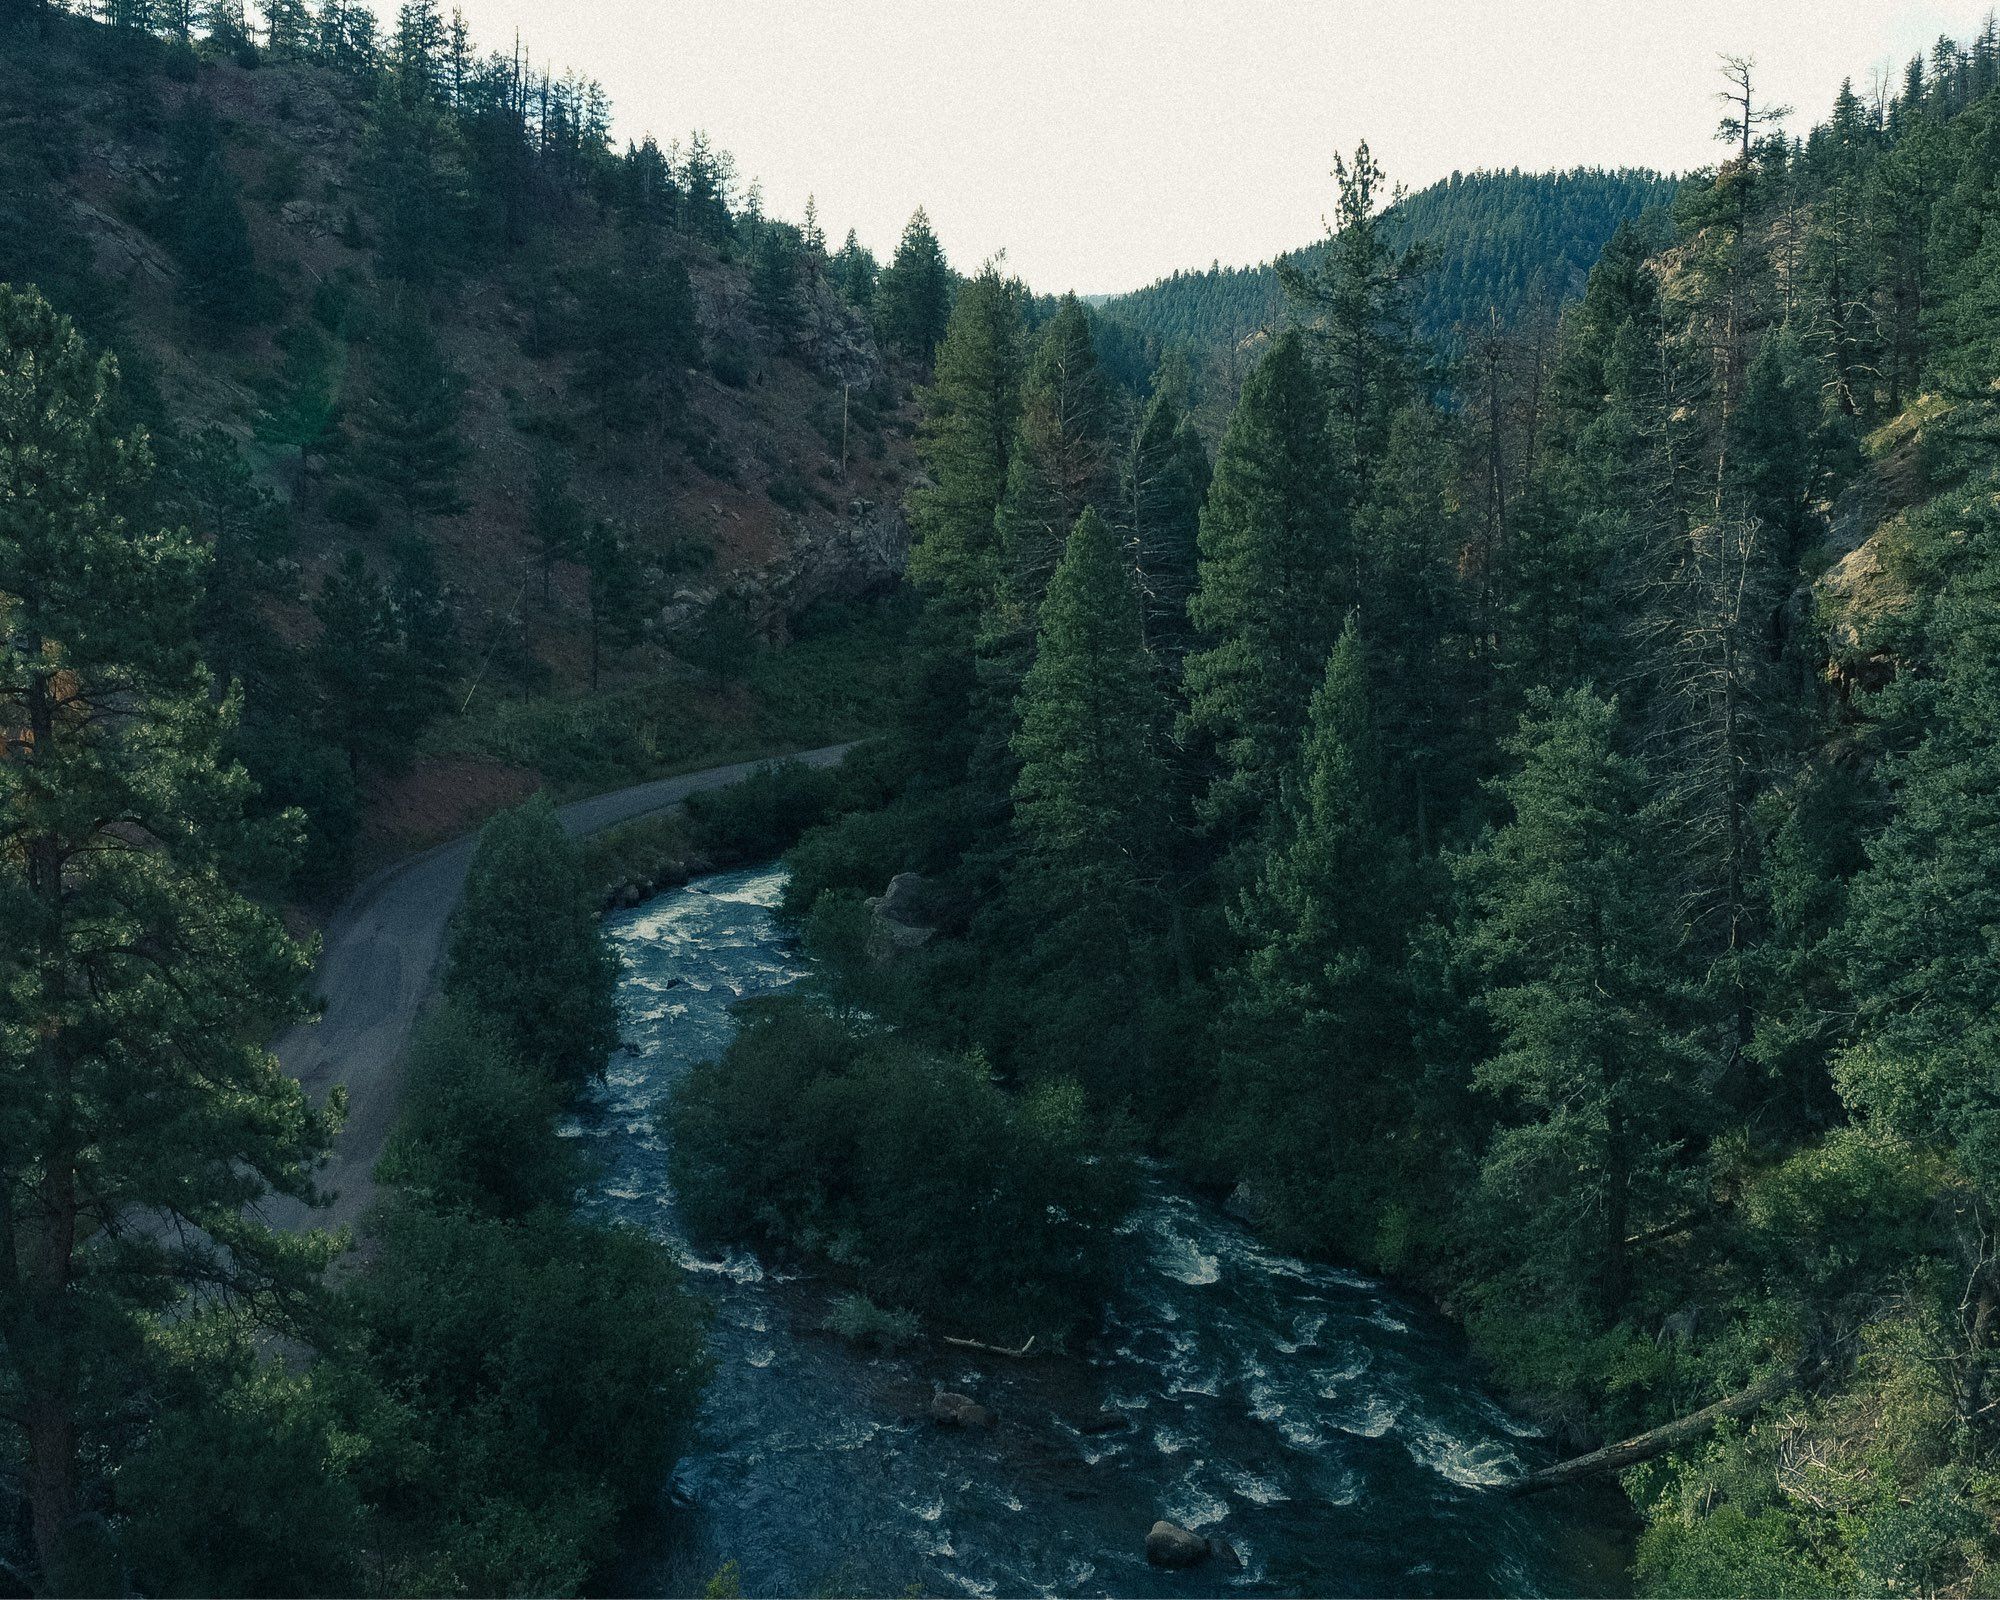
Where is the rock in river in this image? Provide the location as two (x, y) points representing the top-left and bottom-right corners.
(929, 1390), (994, 1428)
(1145, 1520), (1211, 1568)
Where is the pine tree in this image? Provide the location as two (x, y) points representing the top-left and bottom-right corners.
(1221, 618), (1411, 1250)
(1182, 330), (1345, 860)
(255, 323), (343, 502)
(256, 0), (307, 55)
(358, 65), (471, 286)
(575, 227), (700, 430)
(1353, 402), (1479, 847)
(749, 225), (800, 340)
(1728, 323), (1837, 561)
(1454, 689), (1708, 1321)
(1279, 141), (1435, 479)
(904, 263), (1025, 782)
(0, 285), (336, 1592)
(165, 95), (256, 331)
(581, 518), (648, 691)
(989, 295), (1112, 648)
(799, 193), (826, 271)
(358, 294), (466, 524)
(1008, 507), (1169, 1097)
(1839, 485), (2000, 1195)
(526, 448), (583, 604)
(972, 295), (1113, 808)
(678, 130), (733, 242)
(908, 264), (1025, 629)
(878, 206), (951, 370)
(393, 0), (447, 93)
(310, 549), (441, 772)
(1123, 366), (1211, 686)
(833, 228), (877, 310)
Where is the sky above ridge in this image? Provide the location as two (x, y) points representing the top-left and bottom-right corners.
(398, 0), (1995, 295)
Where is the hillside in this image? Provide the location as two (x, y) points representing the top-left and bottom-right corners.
(1098, 165), (1680, 364)
(0, 7), (930, 885)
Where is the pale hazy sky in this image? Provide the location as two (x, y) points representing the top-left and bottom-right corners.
(411, 1), (1995, 294)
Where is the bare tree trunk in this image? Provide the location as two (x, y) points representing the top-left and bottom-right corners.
(1508, 1365), (1807, 1497)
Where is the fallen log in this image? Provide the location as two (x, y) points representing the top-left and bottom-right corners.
(1506, 1364), (1809, 1497)
(941, 1333), (1038, 1359)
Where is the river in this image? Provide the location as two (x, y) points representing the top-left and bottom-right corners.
(566, 864), (1628, 1598)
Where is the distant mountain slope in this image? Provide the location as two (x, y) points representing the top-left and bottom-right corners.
(1099, 167), (1680, 361)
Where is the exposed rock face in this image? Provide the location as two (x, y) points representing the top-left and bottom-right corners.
(1223, 1182), (1263, 1225)
(1818, 528), (1909, 697)
(866, 872), (937, 959)
(928, 1391), (994, 1428)
(654, 496), (909, 643)
(1145, 1521), (1211, 1568)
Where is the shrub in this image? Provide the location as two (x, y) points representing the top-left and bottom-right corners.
(683, 758), (840, 861)
(669, 999), (1133, 1339)
(353, 1205), (711, 1596)
(323, 479), (379, 529)
(767, 469), (812, 515)
(375, 1005), (576, 1218)
(824, 1293), (921, 1350)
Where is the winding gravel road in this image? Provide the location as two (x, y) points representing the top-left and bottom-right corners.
(262, 743), (857, 1233)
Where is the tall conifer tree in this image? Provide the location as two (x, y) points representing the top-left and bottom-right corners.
(1008, 508), (1168, 1097)
(1182, 330), (1345, 863)
(0, 287), (337, 1592)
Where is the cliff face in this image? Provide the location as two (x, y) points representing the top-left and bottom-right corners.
(0, 24), (918, 685)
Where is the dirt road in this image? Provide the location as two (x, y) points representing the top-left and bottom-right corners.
(263, 744), (857, 1232)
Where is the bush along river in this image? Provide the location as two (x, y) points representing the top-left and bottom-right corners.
(566, 865), (1630, 1598)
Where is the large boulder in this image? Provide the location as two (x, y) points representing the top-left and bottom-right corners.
(867, 872), (937, 959)
(929, 1391), (994, 1428)
(1145, 1521), (1210, 1569)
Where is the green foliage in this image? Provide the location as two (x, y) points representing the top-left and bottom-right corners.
(357, 292), (466, 521)
(112, 1317), (368, 1599)
(1453, 690), (1709, 1320)
(444, 793), (619, 1087)
(164, 92), (258, 330)
(1214, 619), (1414, 1252)
(1182, 330), (1345, 859)
(1838, 478), (2000, 1190)
(1005, 507), (1170, 1098)
(670, 1000), (1132, 1338)
(876, 206), (950, 369)
(0, 282), (337, 1592)
(682, 758), (840, 861)
(352, 1202), (708, 1596)
(574, 226), (701, 430)
(375, 1005), (577, 1218)
(1280, 141), (1436, 470)
(1098, 167), (1679, 365)
(310, 547), (450, 774)
(824, 1292), (922, 1350)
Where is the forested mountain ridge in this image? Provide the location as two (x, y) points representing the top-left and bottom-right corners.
(1096, 166), (1682, 365)
(0, 1), (947, 885)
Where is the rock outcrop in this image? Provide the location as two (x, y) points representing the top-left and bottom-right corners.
(866, 872), (937, 959)
(655, 496), (909, 644)
(928, 1391), (994, 1428)
(1145, 1521), (1212, 1568)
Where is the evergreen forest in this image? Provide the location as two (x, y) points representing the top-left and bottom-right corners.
(5, 0), (2000, 1595)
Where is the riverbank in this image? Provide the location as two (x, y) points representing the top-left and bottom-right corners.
(586, 864), (1635, 1598)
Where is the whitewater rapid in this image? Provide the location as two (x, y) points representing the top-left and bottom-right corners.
(565, 865), (1625, 1598)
